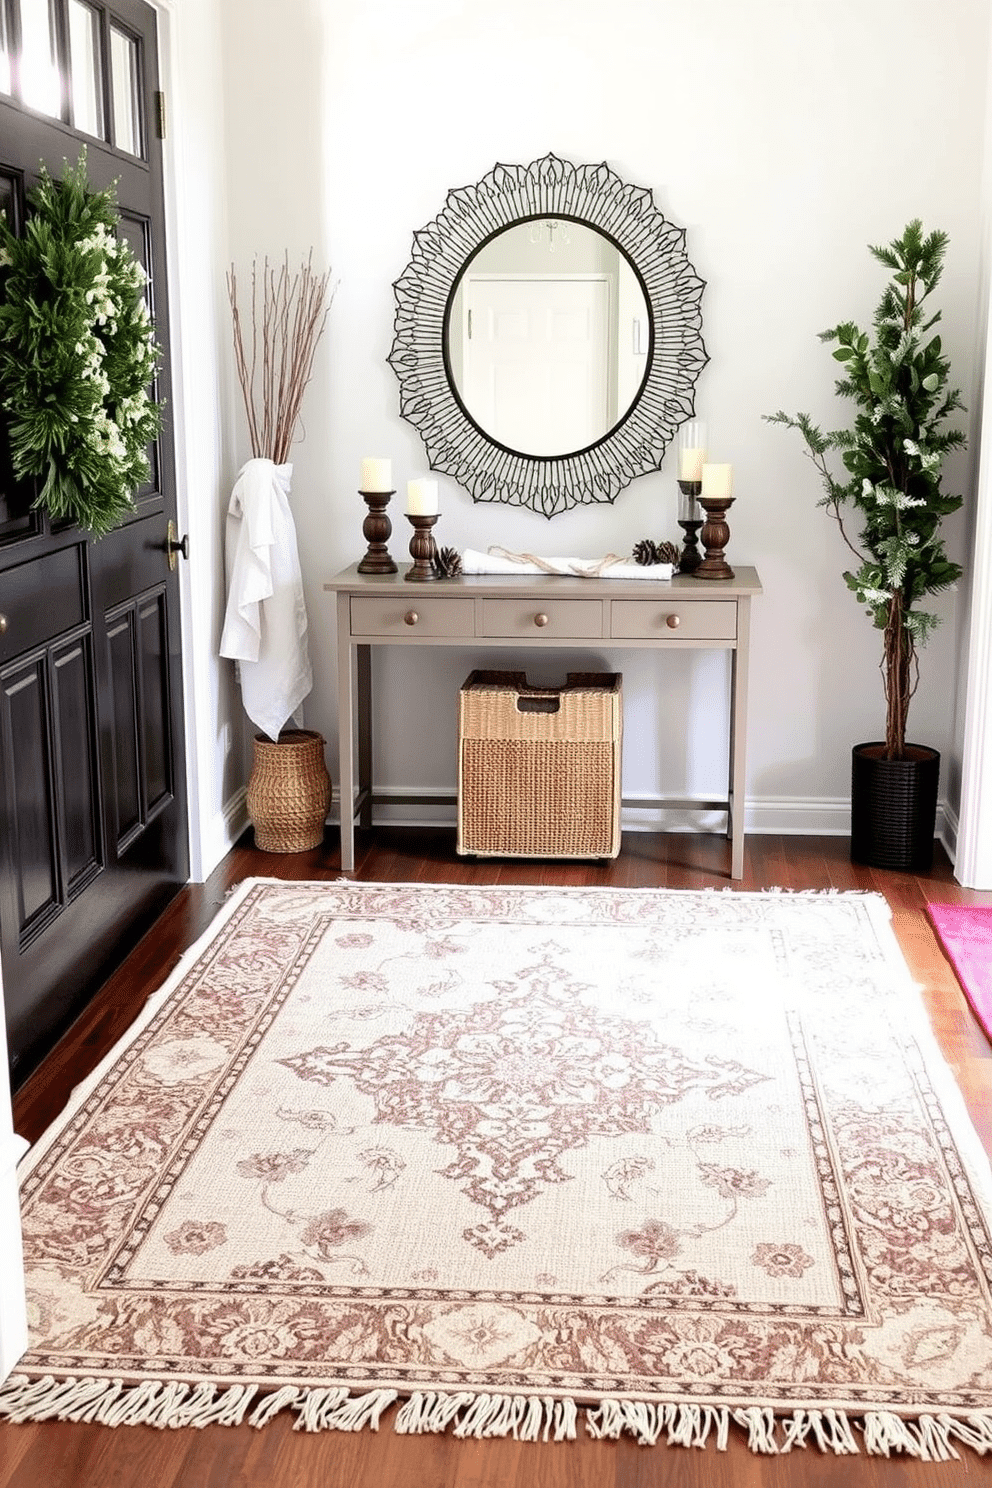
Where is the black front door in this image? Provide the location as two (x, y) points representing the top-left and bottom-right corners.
(0, 0), (188, 1087)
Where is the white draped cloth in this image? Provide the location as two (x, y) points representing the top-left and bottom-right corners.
(461, 547), (673, 580)
(219, 458), (313, 742)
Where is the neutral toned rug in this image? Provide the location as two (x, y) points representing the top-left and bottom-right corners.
(3, 880), (992, 1460)
(928, 902), (992, 1046)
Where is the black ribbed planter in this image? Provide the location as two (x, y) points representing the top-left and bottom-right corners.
(850, 742), (940, 872)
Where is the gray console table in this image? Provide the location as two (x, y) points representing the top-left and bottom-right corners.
(325, 564), (762, 877)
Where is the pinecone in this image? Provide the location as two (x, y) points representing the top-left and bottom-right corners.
(657, 541), (682, 566)
(632, 537), (661, 566)
(433, 545), (462, 578)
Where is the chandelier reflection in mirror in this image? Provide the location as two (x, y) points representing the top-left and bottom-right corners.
(389, 155), (708, 517)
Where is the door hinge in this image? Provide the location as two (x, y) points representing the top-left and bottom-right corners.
(467, 307), (472, 340)
(155, 90), (167, 140)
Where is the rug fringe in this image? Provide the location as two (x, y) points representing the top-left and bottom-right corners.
(587, 1400), (730, 1449)
(246, 1384), (303, 1428)
(1, 1375), (991, 1456)
(0, 1374), (257, 1429)
(292, 1387), (397, 1433)
(395, 1391), (577, 1441)
(586, 1401), (992, 1459)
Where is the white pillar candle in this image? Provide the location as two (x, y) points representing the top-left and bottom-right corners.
(679, 447), (706, 481)
(407, 478), (439, 515)
(701, 463), (733, 499)
(360, 457), (392, 492)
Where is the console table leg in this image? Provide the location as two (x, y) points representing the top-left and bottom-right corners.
(729, 597), (751, 881)
(357, 646), (372, 831)
(336, 592), (356, 872)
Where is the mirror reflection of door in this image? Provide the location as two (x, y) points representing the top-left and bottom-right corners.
(462, 277), (610, 456)
(448, 219), (649, 457)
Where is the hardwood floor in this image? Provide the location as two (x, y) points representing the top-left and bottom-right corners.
(5, 827), (992, 1487)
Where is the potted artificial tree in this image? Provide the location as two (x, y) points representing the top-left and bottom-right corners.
(767, 220), (965, 871)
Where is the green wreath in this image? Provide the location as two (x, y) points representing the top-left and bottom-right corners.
(0, 153), (161, 536)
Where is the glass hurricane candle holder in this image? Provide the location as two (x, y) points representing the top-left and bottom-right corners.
(677, 479), (702, 573)
(678, 419), (707, 484)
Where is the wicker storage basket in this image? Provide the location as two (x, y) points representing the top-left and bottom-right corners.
(246, 729), (331, 853)
(457, 671), (622, 859)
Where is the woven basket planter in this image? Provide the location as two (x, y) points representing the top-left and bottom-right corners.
(246, 729), (331, 853)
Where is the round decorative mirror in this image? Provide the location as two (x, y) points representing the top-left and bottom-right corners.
(389, 154), (708, 518)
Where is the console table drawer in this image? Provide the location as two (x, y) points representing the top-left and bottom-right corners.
(350, 596), (476, 638)
(481, 598), (604, 638)
(610, 599), (737, 641)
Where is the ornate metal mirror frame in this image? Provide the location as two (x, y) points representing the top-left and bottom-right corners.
(389, 154), (708, 518)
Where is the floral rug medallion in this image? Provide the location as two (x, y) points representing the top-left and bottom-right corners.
(4, 882), (992, 1460)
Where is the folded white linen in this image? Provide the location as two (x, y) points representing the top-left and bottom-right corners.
(460, 547), (673, 580)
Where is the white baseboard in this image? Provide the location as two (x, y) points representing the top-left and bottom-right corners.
(939, 799), (959, 866)
(325, 787), (956, 857)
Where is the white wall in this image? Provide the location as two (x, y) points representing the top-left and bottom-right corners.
(164, 0), (245, 877)
(206, 0), (991, 845)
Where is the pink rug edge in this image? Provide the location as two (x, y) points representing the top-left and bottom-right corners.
(926, 902), (992, 1044)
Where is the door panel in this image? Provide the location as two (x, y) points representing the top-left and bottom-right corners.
(105, 606), (141, 847)
(0, 546), (86, 666)
(0, 657), (57, 935)
(138, 590), (169, 809)
(104, 584), (173, 847)
(51, 635), (100, 892)
(0, 0), (188, 1087)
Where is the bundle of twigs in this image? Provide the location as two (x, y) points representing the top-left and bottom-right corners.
(227, 253), (333, 465)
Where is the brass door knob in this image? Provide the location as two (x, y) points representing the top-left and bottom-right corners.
(0, 614), (7, 635)
(403, 610), (419, 626)
(166, 519), (189, 572)
(666, 613), (681, 629)
(533, 612), (549, 628)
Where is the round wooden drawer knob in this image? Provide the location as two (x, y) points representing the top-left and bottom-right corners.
(533, 612), (549, 628)
(666, 613), (681, 630)
(403, 610), (419, 626)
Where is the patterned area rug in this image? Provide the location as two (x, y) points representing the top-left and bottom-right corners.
(928, 903), (992, 1045)
(4, 881), (992, 1460)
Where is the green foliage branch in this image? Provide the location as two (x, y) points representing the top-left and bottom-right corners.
(766, 220), (965, 759)
(0, 152), (161, 536)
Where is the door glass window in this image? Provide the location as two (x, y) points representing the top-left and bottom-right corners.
(109, 23), (141, 156)
(19, 0), (62, 117)
(117, 211), (158, 494)
(68, 0), (103, 137)
(0, 172), (16, 230)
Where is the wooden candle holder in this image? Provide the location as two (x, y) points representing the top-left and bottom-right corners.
(405, 512), (440, 581)
(696, 495), (735, 580)
(357, 489), (398, 574)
